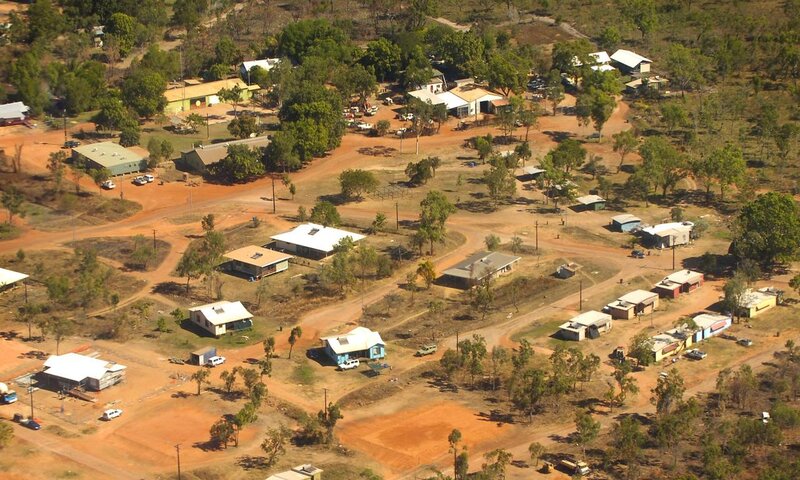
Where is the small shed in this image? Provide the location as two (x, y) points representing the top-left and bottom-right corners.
(610, 214), (642, 232)
(575, 194), (606, 211)
(188, 301), (253, 337)
(654, 270), (704, 298)
(738, 288), (778, 318)
(558, 311), (613, 341)
(222, 245), (291, 280)
(606, 289), (660, 320)
(190, 346), (217, 366)
(40, 353), (126, 391)
(239, 58), (280, 83)
(441, 251), (521, 288)
(321, 327), (385, 365)
(555, 263), (578, 279)
(516, 166), (546, 182)
(266, 465), (323, 480)
(692, 313), (731, 342)
(0, 267), (28, 292)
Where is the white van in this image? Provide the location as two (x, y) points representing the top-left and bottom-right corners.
(338, 359), (360, 370)
(207, 356), (226, 367)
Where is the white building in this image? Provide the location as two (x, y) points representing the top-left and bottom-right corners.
(266, 465), (323, 480)
(640, 221), (694, 249)
(0, 267), (28, 292)
(0, 102), (30, 126)
(611, 49), (652, 75)
(558, 310), (613, 341)
(321, 326), (385, 364)
(271, 223), (365, 259)
(41, 353), (126, 391)
(188, 301), (254, 337)
(239, 58), (280, 83)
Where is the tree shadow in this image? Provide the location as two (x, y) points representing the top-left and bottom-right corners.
(192, 440), (222, 452)
(317, 193), (348, 206)
(476, 409), (515, 425)
(455, 199), (495, 214)
(236, 455), (268, 470)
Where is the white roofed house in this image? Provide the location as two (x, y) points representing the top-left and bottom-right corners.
(239, 58), (280, 84)
(737, 288), (779, 318)
(266, 465), (323, 480)
(640, 221), (694, 249)
(573, 51), (615, 72)
(0, 102), (31, 126)
(654, 270), (704, 298)
(606, 289), (660, 320)
(188, 301), (254, 337)
(40, 353), (126, 391)
(270, 223), (366, 260)
(610, 49), (653, 75)
(0, 267), (28, 292)
(558, 311), (613, 341)
(222, 245), (291, 280)
(321, 327), (385, 365)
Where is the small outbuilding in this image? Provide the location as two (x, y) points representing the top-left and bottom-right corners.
(610, 49), (652, 75)
(239, 58), (280, 83)
(555, 263), (578, 279)
(0, 267), (28, 292)
(610, 214), (642, 232)
(266, 465), (323, 480)
(692, 313), (731, 342)
(654, 270), (704, 298)
(188, 301), (254, 337)
(72, 142), (147, 176)
(190, 346), (217, 366)
(41, 353), (126, 391)
(516, 166), (546, 182)
(606, 289), (660, 320)
(575, 194), (606, 211)
(0, 101), (30, 126)
(558, 310), (613, 341)
(442, 251), (521, 288)
(321, 327), (385, 365)
(179, 136), (271, 173)
(222, 245), (291, 280)
(270, 223), (366, 260)
(738, 288), (779, 318)
(640, 222), (694, 249)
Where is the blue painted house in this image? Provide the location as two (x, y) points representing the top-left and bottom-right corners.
(691, 313), (731, 343)
(321, 327), (385, 365)
(611, 214), (642, 232)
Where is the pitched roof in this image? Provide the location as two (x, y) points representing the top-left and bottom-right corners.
(641, 221), (693, 236)
(437, 91), (469, 109)
(0, 102), (30, 121)
(224, 245), (292, 267)
(164, 78), (259, 102)
(443, 251), (521, 280)
(739, 289), (777, 308)
(519, 166), (546, 176)
(611, 214), (641, 224)
(271, 223), (365, 254)
(322, 327), (384, 354)
(43, 353), (126, 382)
(618, 289), (658, 305)
(573, 51), (611, 67)
(611, 49), (652, 69)
(656, 270), (703, 289)
(692, 313), (731, 330)
(576, 194), (605, 205)
(408, 88), (445, 105)
(73, 142), (145, 168)
(241, 58), (280, 73)
(449, 85), (504, 103)
(560, 310), (612, 331)
(0, 267), (28, 288)
(183, 136), (271, 166)
(188, 301), (253, 326)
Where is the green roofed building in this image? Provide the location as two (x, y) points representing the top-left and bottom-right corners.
(72, 142), (147, 176)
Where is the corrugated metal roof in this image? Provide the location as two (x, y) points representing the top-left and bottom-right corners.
(271, 223), (365, 254)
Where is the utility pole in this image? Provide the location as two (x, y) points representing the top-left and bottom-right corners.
(535, 220), (539, 252)
(395, 202), (399, 231)
(323, 388), (328, 421)
(672, 238), (676, 270)
(152, 229), (157, 254)
(579, 280), (583, 311)
(175, 444), (182, 480)
(62, 110), (67, 144)
(28, 385), (34, 420)
(271, 176), (276, 214)
(206, 113), (210, 140)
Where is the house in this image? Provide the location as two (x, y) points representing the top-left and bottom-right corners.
(692, 313), (731, 342)
(448, 84), (504, 117)
(266, 465), (323, 480)
(610, 49), (652, 75)
(271, 223), (365, 259)
(188, 301), (254, 337)
(222, 245), (291, 280)
(40, 353), (126, 391)
(625, 76), (669, 94)
(321, 327), (385, 365)
(407, 88), (470, 117)
(0, 102), (30, 126)
(640, 221), (694, 249)
(441, 251), (521, 288)
(516, 166), (546, 182)
(558, 310), (613, 341)
(413, 68), (446, 93)
(72, 142), (147, 176)
(164, 78), (259, 114)
(555, 263), (578, 279)
(179, 136), (271, 173)
(610, 214), (642, 232)
(606, 289), (659, 320)
(573, 51), (615, 72)
(654, 270), (704, 298)
(651, 326), (693, 362)
(575, 194), (606, 211)
(239, 58), (280, 84)
(738, 288), (779, 318)
(0, 267), (28, 292)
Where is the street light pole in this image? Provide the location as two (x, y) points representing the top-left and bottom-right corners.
(63, 110), (67, 144)
(175, 444), (182, 480)
(29, 386), (34, 420)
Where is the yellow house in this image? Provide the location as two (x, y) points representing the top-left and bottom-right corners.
(164, 79), (259, 114)
(738, 288), (778, 318)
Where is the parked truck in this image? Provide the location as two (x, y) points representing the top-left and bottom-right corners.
(0, 382), (17, 404)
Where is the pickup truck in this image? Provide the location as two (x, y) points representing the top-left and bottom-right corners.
(415, 344), (437, 357)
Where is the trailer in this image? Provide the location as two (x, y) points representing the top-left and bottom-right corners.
(0, 382), (17, 404)
(190, 346), (218, 366)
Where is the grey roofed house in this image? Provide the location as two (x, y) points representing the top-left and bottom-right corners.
(72, 142), (147, 176)
(41, 353), (126, 391)
(442, 251), (521, 288)
(516, 166), (546, 182)
(179, 135), (271, 173)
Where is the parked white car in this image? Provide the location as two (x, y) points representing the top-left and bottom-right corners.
(207, 356), (226, 367)
(132, 176), (148, 186)
(356, 122), (373, 131)
(143, 174), (155, 183)
(338, 359), (360, 370)
(102, 409), (123, 421)
(101, 180), (116, 190)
